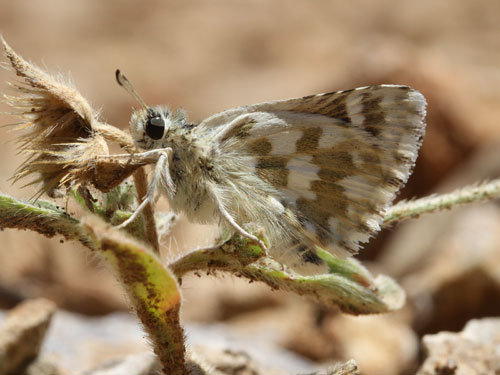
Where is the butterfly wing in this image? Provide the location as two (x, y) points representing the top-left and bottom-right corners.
(198, 85), (426, 263)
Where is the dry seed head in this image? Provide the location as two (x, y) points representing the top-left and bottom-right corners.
(1, 37), (140, 196)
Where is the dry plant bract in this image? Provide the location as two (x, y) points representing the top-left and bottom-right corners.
(1, 37), (147, 197)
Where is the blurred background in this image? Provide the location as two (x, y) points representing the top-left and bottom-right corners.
(0, 1), (499, 374)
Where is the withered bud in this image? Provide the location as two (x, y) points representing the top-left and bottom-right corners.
(1, 37), (141, 196)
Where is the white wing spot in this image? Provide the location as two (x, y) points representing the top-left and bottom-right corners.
(268, 130), (303, 155)
(286, 155), (319, 200)
(346, 93), (365, 127)
(317, 126), (351, 149)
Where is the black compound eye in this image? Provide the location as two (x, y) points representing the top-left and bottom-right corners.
(145, 114), (165, 140)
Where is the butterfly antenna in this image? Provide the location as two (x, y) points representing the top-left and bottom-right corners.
(115, 69), (150, 110)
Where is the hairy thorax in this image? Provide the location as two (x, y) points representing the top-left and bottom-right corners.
(160, 130), (218, 224)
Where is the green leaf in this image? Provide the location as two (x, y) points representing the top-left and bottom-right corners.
(82, 218), (186, 375)
(172, 234), (405, 314)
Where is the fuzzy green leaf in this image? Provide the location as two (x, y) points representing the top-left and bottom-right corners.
(0, 192), (92, 248)
(171, 234), (404, 314)
(82, 218), (186, 375)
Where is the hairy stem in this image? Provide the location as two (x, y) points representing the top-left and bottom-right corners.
(384, 179), (500, 225)
(133, 168), (160, 254)
(0, 193), (92, 248)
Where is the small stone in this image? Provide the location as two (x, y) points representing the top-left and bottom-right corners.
(0, 298), (56, 375)
(417, 318), (500, 375)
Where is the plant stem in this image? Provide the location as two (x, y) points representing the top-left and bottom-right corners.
(133, 168), (160, 254)
(384, 179), (500, 225)
(0, 193), (92, 248)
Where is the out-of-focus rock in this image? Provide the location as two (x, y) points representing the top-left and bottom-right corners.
(41, 311), (150, 373)
(78, 350), (259, 375)
(323, 315), (417, 375)
(253, 299), (418, 375)
(22, 358), (60, 375)
(417, 318), (500, 375)
(80, 350), (359, 375)
(193, 350), (360, 375)
(192, 348), (267, 375)
(79, 352), (161, 375)
(181, 275), (285, 322)
(183, 273), (416, 374)
(0, 307), (318, 375)
(407, 203), (500, 334)
(0, 230), (127, 315)
(0, 298), (56, 375)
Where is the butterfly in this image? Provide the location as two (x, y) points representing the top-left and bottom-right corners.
(115, 71), (426, 273)
(0, 37), (425, 273)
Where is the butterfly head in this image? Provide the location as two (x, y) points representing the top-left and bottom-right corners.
(115, 69), (188, 150)
(129, 105), (187, 150)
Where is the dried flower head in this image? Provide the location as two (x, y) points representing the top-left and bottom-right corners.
(1, 37), (143, 196)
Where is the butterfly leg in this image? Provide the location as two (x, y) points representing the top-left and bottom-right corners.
(211, 192), (268, 251)
(99, 148), (169, 164)
(116, 148), (174, 229)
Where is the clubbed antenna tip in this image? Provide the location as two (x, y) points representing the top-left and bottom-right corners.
(115, 69), (149, 110)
